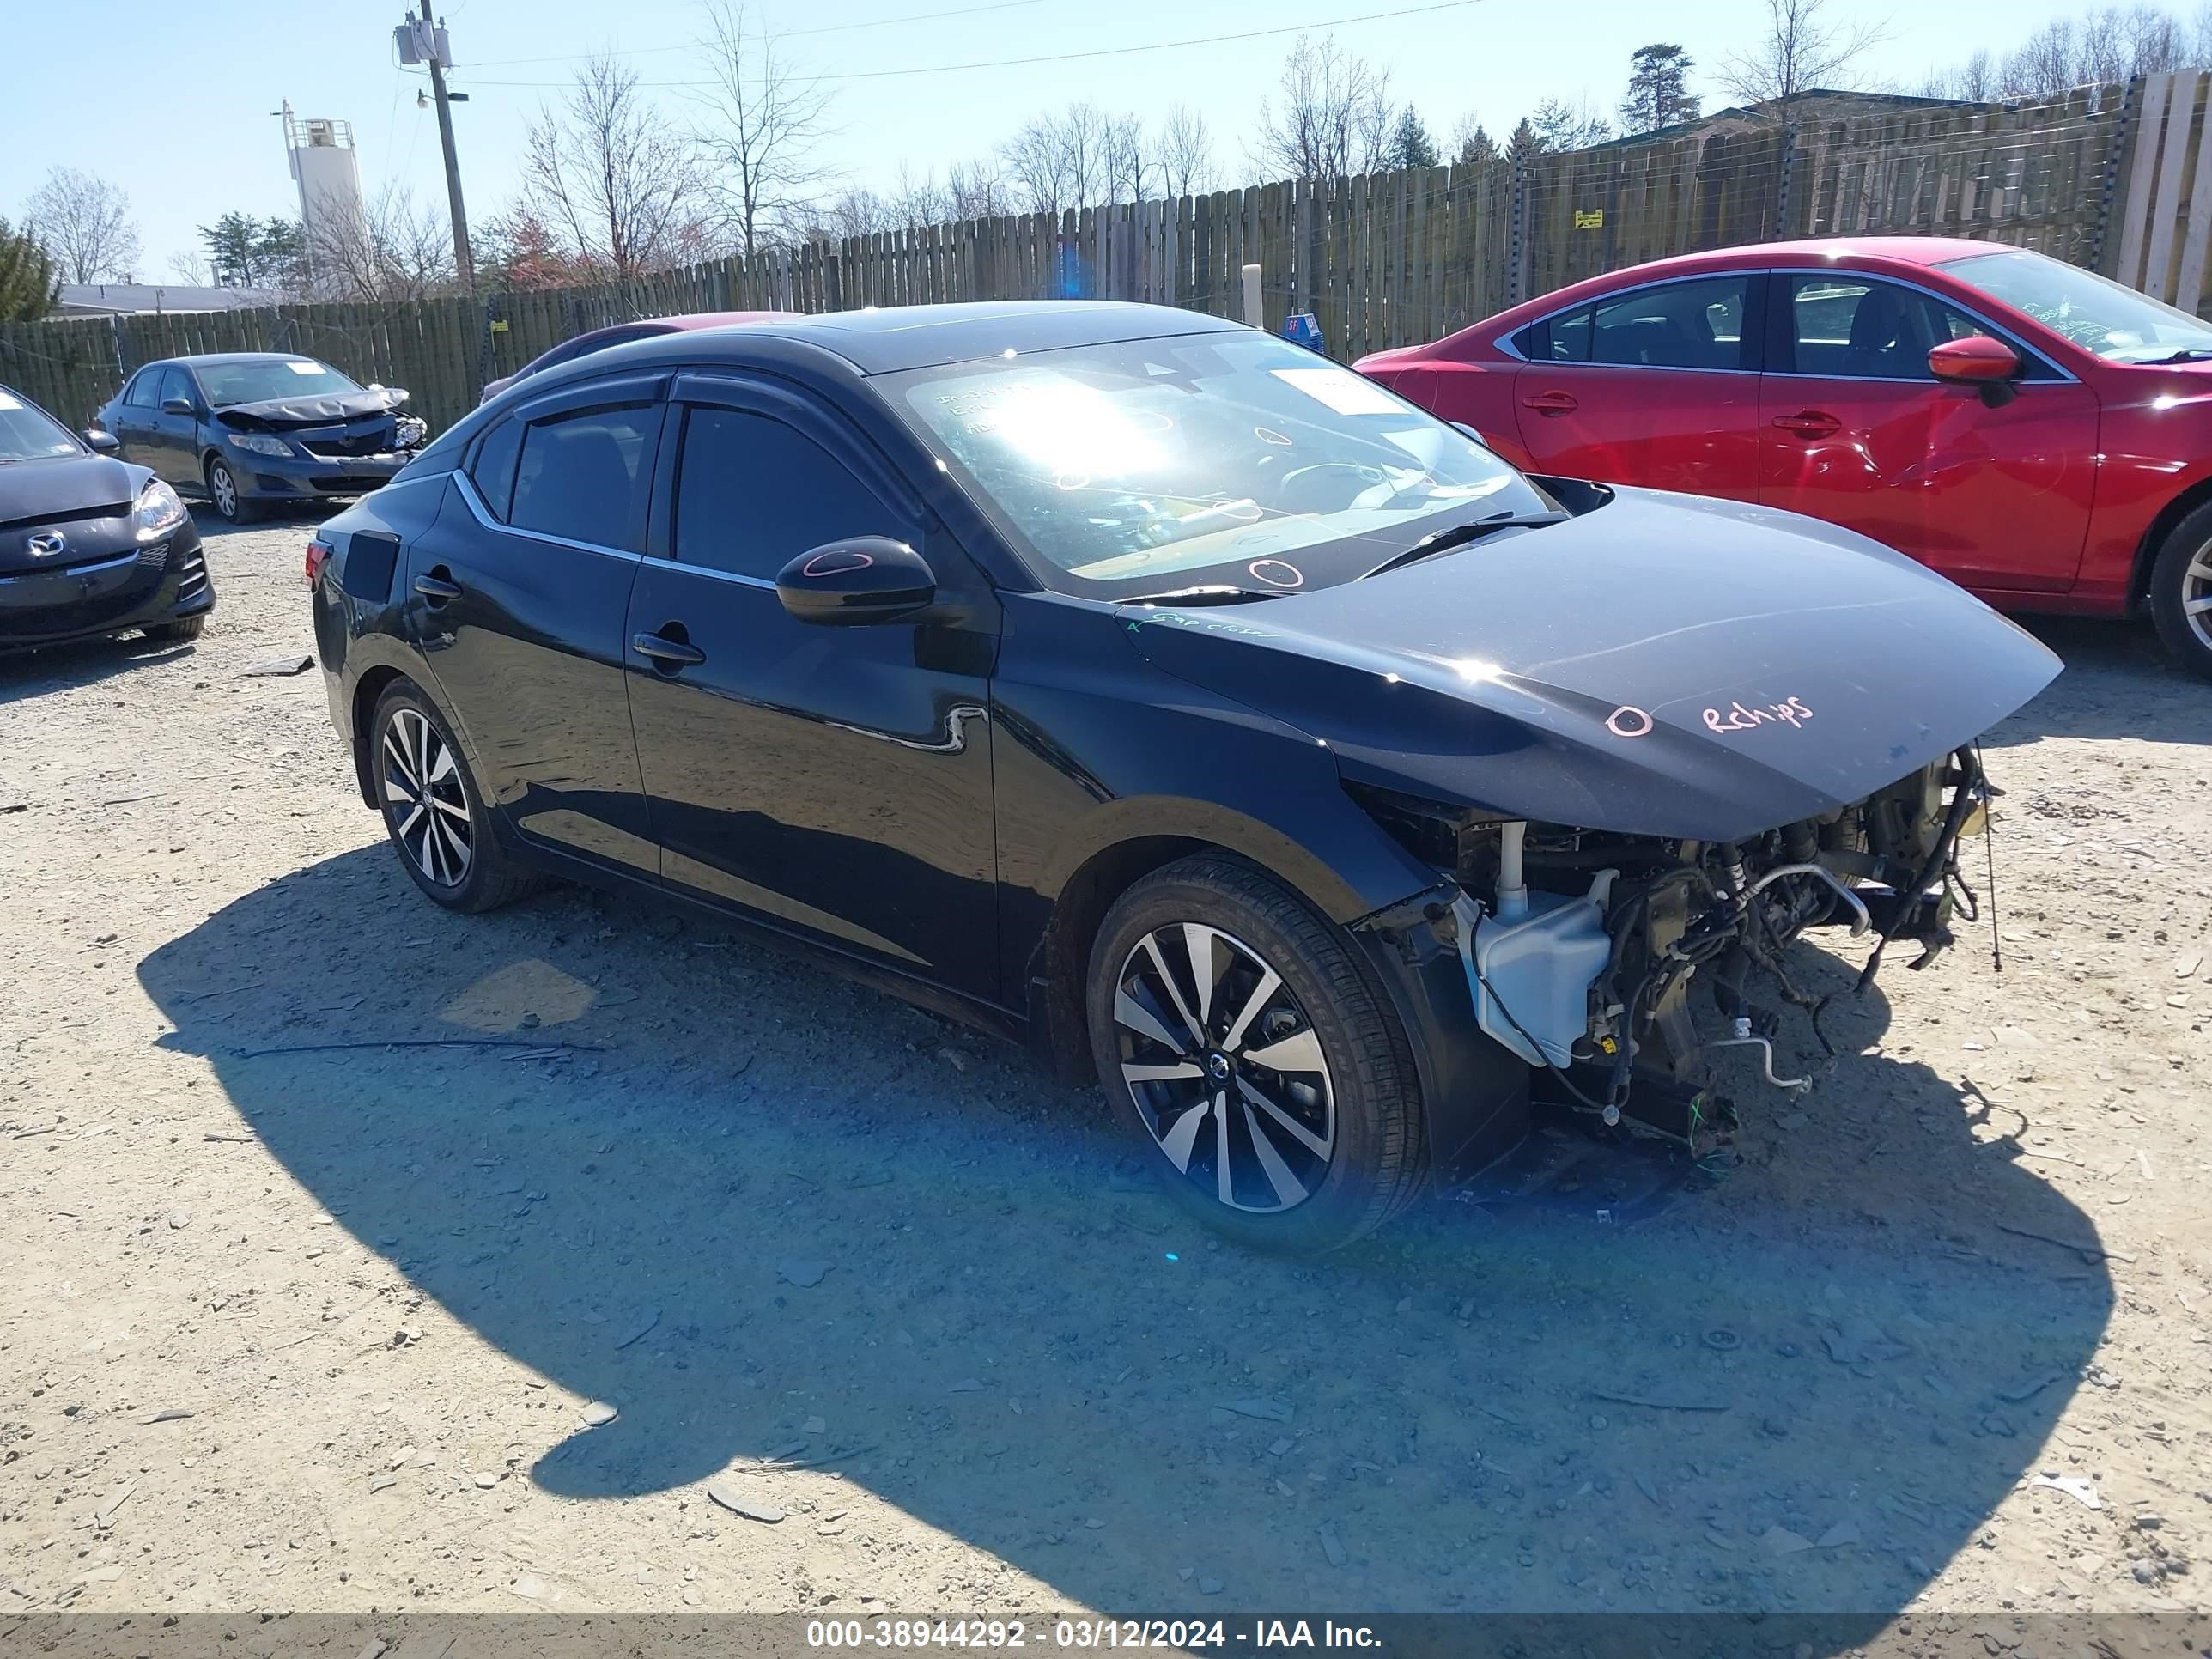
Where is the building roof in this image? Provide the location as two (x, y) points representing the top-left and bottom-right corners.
(54, 283), (290, 317)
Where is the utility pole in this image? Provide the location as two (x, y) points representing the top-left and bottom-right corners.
(399, 6), (474, 291)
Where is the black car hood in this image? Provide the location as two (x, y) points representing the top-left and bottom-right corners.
(0, 455), (143, 571)
(1124, 486), (2062, 842)
(215, 391), (398, 430)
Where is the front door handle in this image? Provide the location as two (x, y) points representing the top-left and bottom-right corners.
(1521, 389), (1579, 416)
(633, 630), (706, 668)
(1771, 410), (1841, 438)
(413, 573), (464, 602)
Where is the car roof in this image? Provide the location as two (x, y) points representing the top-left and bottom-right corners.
(155, 352), (335, 368)
(609, 299), (1249, 375)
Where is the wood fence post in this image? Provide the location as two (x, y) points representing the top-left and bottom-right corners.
(2093, 76), (2143, 276)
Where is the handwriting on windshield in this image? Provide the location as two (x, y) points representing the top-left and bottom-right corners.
(1704, 696), (1814, 734)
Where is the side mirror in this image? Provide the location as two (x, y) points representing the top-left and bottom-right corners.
(1929, 336), (2021, 408)
(161, 396), (194, 416)
(776, 538), (936, 626)
(83, 428), (118, 453)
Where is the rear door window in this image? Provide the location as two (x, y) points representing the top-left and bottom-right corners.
(507, 404), (660, 551)
(467, 417), (524, 520)
(1536, 276), (1752, 370)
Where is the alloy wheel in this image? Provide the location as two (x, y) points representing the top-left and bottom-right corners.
(1110, 922), (1336, 1213)
(2185, 538), (2212, 653)
(380, 708), (473, 887)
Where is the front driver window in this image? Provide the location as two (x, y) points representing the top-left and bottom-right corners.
(1780, 276), (1989, 380)
(672, 405), (906, 581)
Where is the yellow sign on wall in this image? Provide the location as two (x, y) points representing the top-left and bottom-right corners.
(1574, 209), (1604, 230)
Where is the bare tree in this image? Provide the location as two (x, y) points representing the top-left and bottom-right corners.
(24, 167), (140, 283)
(165, 248), (216, 286)
(1253, 35), (1393, 180)
(521, 54), (706, 281)
(693, 0), (836, 259)
(304, 184), (456, 301)
(1003, 104), (1114, 215)
(945, 156), (1013, 220)
(1159, 105), (1217, 198)
(1717, 0), (1889, 108)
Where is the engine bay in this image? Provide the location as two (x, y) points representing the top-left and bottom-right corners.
(1360, 749), (1996, 1150)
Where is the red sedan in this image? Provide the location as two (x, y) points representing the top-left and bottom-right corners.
(479, 310), (783, 404)
(1356, 237), (2212, 679)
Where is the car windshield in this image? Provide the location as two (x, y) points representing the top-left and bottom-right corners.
(195, 358), (362, 407)
(1941, 247), (2212, 363)
(0, 389), (82, 462)
(881, 331), (1553, 598)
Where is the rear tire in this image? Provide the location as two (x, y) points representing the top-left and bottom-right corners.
(1085, 854), (1426, 1255)
(203, 457), (258, 525)
(2148, 504), (2212, 682)
(143, 614), (205, 643)
(369, 678), (544, 914)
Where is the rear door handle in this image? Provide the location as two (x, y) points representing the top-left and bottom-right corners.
(1772, 410), (1841, 438)
(1521, 390), (1579, 416)
(412, 574), (463, 602)
(632, 630), (706, 668)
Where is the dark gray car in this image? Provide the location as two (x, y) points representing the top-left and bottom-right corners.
(92, 353), (427, 523)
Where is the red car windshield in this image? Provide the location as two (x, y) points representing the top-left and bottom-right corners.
(1942, 247), (2212, 364)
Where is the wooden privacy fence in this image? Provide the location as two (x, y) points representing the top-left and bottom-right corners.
(0, 78), (2192, 440)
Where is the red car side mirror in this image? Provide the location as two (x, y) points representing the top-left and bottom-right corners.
(1929, 336), (2021, 407)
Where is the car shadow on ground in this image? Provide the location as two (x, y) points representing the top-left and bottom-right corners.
(134, 840), (2114, 1624)
(1988, 617), (2206, 747)
(0, 629), (200, 707)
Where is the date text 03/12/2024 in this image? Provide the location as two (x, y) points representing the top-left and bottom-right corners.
(805, 1620), (1384, 1649)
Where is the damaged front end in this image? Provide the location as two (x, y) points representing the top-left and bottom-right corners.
(1353, 750), (1996, 1151)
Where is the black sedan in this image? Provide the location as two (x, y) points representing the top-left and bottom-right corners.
(308, 301), (2058, 1252)
(93, 353), (427, 524)
(0, 382), (211, 652)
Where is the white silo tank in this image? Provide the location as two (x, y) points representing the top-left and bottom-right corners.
(284, 105), (368, 299)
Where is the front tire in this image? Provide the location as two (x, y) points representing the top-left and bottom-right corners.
(143, 614), (205, 643)
(369, 679), (544, 913)
(2148, 506), (2212, 682)
(1085, 854), (1426, 1255)
(203, 457), (258, 525)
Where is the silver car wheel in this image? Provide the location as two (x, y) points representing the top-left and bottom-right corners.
(380, 708), (473, 888)
(2184, 539), (2212, 652)
(209, 463), (238, 519)
(1111, 921), (1336, 1214)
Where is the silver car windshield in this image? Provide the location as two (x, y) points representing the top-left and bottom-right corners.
(881, 331), (1551, 598)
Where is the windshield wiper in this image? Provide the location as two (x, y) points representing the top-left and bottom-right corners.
(1357, 511), (1566, 580)
(1117, 585), (1284, 607)
(2137, 347), (2212, 363)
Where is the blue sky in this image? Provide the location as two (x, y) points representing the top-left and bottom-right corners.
(4, 0), (2114, 280)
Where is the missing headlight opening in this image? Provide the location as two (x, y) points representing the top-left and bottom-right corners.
(1414, 748), (1995, 1150)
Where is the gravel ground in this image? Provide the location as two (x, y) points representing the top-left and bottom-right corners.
(2, 513), (2209, 1626)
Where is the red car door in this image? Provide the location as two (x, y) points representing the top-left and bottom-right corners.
(1508, 272), (1762, 501)
(1759, 271), (2099, 593)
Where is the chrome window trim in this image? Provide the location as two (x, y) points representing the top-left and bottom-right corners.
(1490, 269), (1758, 368)
(453, 469), (642, 562)
(1765, 265), (2079, 385)
(1490, 264), (2078, 386)
(639, 552), (777, 592)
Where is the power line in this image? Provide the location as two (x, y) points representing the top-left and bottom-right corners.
(452, 0), (1486, 88)
(463, 0), (1049, 68)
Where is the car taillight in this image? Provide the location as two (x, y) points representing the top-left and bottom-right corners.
(306, 539), (332, 587)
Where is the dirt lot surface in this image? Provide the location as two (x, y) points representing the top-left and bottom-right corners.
(3, 515), (2209, 1630)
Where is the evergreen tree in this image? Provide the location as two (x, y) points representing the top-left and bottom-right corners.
(0, 218), (58, 321)
(1383, 107), (1440, 170)
(1620, 43), (1701, 134)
